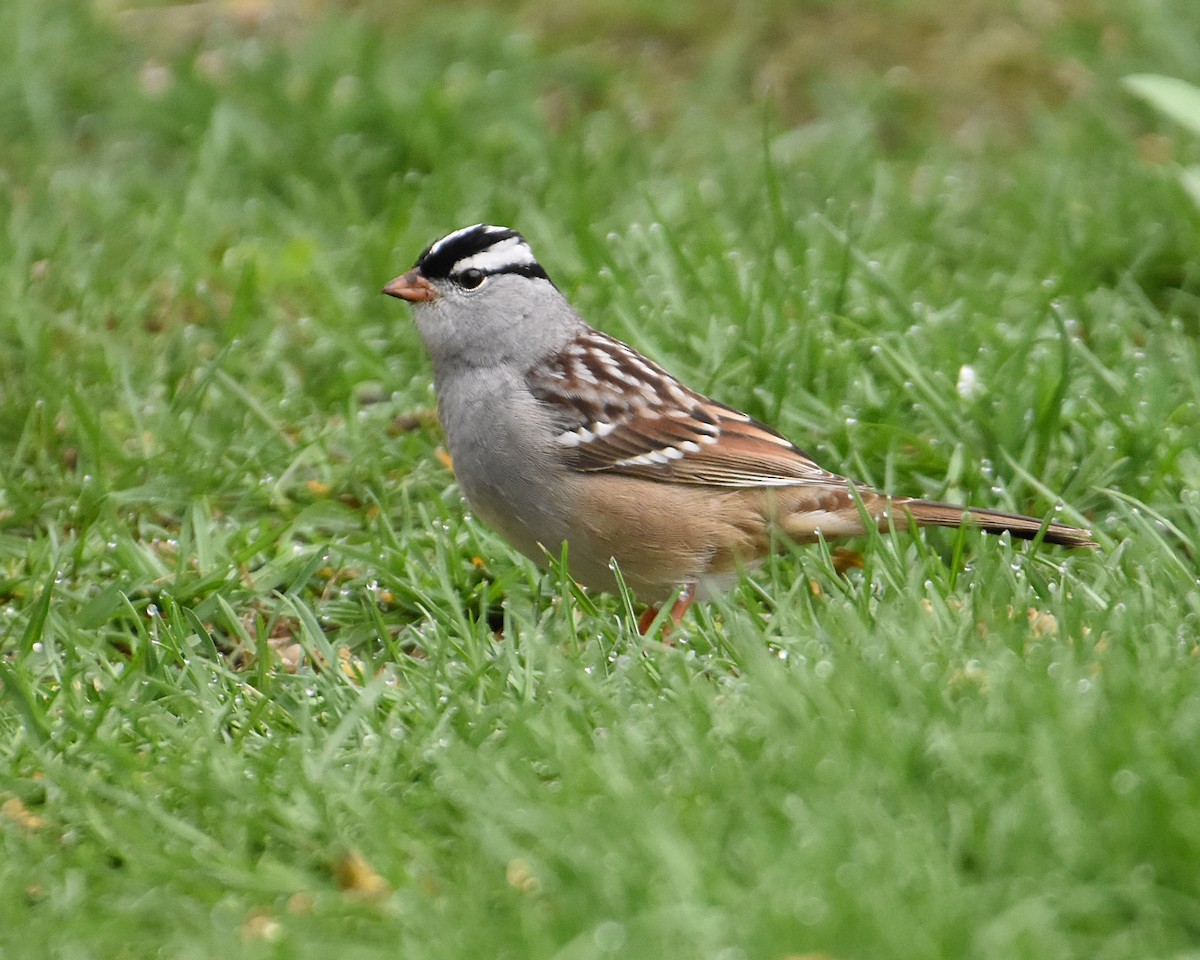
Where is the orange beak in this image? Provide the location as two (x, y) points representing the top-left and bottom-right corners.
(382, 270), (438, 302)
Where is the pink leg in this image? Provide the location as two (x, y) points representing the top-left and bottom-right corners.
(637, 583), (697, 637)
(637, 606), (660, 635)
(667, 582), (697, 624)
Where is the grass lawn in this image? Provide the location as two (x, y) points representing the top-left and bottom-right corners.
(2, 0), (1200, 957)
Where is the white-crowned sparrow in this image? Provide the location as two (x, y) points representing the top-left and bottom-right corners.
(384, 224), (1095, 629)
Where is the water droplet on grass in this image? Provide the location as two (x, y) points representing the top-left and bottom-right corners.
(1111, 768), (1139, 795)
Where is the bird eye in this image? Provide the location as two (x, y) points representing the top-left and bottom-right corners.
(458, 268), (486, 290)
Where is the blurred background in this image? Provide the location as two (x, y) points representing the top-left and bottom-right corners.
(3, 2), (1200, 958)
(2, 0), (1196, 514)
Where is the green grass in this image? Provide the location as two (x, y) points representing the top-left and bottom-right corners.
(2, 1), (1200, 957)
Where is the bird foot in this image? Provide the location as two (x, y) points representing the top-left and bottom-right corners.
(636, 583), (697, 637)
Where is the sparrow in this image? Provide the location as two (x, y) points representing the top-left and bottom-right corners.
(383, 224), (1094, 631)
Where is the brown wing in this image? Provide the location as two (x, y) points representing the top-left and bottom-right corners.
(525, 330), (845, 488)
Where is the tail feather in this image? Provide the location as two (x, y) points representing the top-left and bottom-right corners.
(899, 499), (1096, 548)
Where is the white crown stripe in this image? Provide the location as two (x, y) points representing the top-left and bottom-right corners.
(451, 236), (538, 275)
(427, 223), (491, 259)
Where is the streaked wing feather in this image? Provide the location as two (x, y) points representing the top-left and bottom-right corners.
(525, 331), (843, 489)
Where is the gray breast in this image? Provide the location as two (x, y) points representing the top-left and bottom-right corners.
(434, 366), (572, 567)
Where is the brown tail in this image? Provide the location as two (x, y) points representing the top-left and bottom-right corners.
(899, 499), (1096, 548)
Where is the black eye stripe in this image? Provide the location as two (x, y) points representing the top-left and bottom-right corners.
(415, 225), (555, 287)
(417, 225), (521, 279)
(449, 263), (553, 283)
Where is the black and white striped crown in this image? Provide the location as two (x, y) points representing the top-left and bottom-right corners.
(415, 224), (551, 283)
